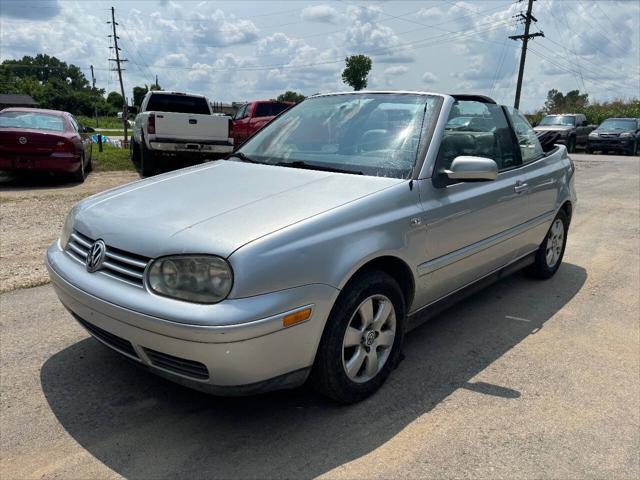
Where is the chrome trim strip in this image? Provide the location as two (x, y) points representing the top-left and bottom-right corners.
(70, 232), (91, 248)
(104, 250), (148, 269)
(102, 260), (144, 279)
(417, 211), (554, 277)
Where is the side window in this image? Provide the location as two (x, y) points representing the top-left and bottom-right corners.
(234, 104), (247, 120)
(437, 100), (518, 172)
(506, 107), (544, 164)
(68, 115), (80, 132)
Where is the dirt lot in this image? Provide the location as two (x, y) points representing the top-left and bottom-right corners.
(0, 171), (139, 293)
(0, 154), (638, 479)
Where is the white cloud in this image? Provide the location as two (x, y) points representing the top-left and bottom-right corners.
(384, 66), (408, 76)
(422, 72), (439, 84)
(344, 5), (414, 64)
(190, 9), (259, 47)
(301, 4), (340, 24)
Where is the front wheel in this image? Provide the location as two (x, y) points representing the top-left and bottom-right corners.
(629, 140), (638, 157)
(567, 137), (576, 153)
(527, 210), (568, 279)
(311, 270), (406, 403)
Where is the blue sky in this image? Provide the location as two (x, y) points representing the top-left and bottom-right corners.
(1, 0), (638, 111)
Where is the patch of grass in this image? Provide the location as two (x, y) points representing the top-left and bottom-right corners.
(93, 144), (135, 172)
(78, 116), (131, 129)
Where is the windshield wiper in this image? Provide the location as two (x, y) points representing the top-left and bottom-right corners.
(276, 160), (363, 175)
(227, 151), (268, 165)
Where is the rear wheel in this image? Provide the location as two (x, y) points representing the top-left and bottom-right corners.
(71, 154), (86, 183)
(86, 145), (93, 172)
(527, 210), (568, 279)
(311, 270), (405, 403)
(130, 138), (140, 167)
(139, 140), (155, 177)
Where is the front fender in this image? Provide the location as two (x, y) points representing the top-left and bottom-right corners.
(227, 182), (424, 300)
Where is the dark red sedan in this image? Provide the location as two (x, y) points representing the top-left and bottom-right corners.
(0, 108), (93, 182)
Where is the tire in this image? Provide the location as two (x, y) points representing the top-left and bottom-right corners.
(629, 140), (638, 157)
(567, 137), (576, 153)
(139, 140), (155, 177)
(585, 145), (593, 154)
(311, 270), (406, 403)
(86, 145), (93, 172)
(130, 138), (140, 167)
(527, 210), (568, 279)
(71, 154), (86, 183)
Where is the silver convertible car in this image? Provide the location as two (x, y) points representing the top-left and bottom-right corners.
(46, 92), (576, 403)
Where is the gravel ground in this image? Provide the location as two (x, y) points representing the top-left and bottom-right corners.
(0, 154), (638, 479)
(0, 171), (139, 293)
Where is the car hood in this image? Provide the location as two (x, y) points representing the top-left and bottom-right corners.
(74, 160), (403, 258)
(533, 125), (573, 132)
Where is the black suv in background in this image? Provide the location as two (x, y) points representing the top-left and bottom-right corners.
(587, 118), (640, 156)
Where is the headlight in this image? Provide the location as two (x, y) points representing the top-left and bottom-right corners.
(620, 132), (633, 138)
(589, 131), (599, 137)
(60, 207), (76, 250)
(147, 255), (233, 303)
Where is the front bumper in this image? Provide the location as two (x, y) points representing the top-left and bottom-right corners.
(587, 138), (633, 151)
(0, 152), (80, 173)
(46, 243), (339, 394)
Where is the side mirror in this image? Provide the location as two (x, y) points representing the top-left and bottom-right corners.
(444, 156), (498, 182)
(81, 126), (95, 133)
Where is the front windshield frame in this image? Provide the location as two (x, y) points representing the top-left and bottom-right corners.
(235, 92), (443, 179)
(540, 115), (576, 126)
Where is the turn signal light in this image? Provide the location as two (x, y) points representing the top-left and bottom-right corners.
(282, 307), (312, 328)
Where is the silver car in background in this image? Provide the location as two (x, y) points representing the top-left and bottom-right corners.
(46, 92), (576, 403)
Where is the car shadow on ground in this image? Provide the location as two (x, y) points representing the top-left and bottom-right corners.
(40, 263), (587, 479)
(0, 172), (85, 190)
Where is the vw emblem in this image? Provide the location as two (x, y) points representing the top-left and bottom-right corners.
(18, 136), (27, 145)
(86, 240), (106, 273)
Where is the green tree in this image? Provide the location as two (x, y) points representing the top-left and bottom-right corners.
(0, 54), (106, 115)
(544, 89), (589, 113)
(106, 91), (124, 110)
(277, 91), (306, 103)
(133, 85), (148, 107)
(341, 55), (372, 91)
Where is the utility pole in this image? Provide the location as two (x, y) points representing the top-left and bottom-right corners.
(510, 0), (544, 109)
(108, 6), (129, 143)
(90, 65), (98, 128)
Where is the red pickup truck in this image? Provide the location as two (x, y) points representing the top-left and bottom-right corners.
(231, 100), (293, 145)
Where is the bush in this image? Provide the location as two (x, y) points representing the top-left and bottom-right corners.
(526, 98), (640, 126)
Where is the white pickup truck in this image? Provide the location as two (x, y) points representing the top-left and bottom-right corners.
(131, 91), (234, 176)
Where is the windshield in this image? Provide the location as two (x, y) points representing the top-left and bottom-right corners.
(539, 115), (576, 126)
(599, 119), (636, 131)
(237, 93), (440, 178)
(0, 111), (66, 131)
(146, 94), (210, 115)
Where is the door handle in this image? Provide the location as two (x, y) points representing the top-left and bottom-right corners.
(514, 182), (529, 194)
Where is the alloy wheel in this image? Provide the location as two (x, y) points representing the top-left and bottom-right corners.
(342, 294), (396, 383)
(545, 218), (564, 268)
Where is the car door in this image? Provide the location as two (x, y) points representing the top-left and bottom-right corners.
(68, 115), (89, 158)
(232, 104), (248, 143)
(506, 107), (564, 256)
(414, 99), (529, 307)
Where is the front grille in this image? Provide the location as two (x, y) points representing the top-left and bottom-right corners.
(66, 230), (149, 287)
(144, 348), (209, 380)
(74, 314), (139, 359)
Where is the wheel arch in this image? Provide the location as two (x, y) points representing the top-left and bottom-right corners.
(338, 255), (416, 312)
(560, 200), (573, 225)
